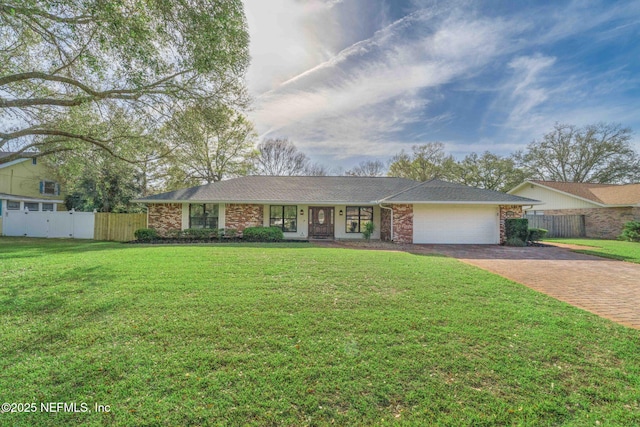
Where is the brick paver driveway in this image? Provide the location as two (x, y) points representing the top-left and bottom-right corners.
(419, 244), (640, 329)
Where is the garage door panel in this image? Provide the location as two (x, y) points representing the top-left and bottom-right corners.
(413, 204), (499, 244)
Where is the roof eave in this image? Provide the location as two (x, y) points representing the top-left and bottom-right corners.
(509, 180), (606, 207)
(380, 200), (543, 205)
(133, 199), (382, 205)
(0, 158), (29, 169)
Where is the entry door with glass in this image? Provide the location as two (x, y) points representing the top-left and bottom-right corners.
(308, 207), (334, 239)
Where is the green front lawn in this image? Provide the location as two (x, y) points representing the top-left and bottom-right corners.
(1, 238), (639, 426)
(548, 238), (640, 263)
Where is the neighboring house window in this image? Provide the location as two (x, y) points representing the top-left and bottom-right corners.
(42, 203), (54, 212)
(25, 202), (39, 211)
(270, 206), (297, 232)
(40, 180), (60, 196)
(189, 204), (218, 228)
(346, 206), (373, 233)
(7, 200), (20, 210)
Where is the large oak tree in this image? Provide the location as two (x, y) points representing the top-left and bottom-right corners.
(163, 101), (256, 184)
(516, 122), (639, 183)
(0, 0), (249, 162)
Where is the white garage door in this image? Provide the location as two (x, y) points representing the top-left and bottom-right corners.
(413, 204), (499, 244)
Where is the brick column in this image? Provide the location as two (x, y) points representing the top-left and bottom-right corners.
(499, 205), (524, 244)
(225, 204), (264, 232)
(148, 203), (183, 236)
(392, 204), (413, 244)
(380, 207), (392, 241)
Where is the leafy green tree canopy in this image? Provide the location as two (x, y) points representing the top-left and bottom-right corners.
(164, 101), (256, 184)
(387, 142), (455, 181)
(449, 151), (531, 192)
(0, 0), (250, 161)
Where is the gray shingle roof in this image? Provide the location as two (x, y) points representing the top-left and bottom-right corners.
(136, 176), (540, 205)
(381, 179), (540, 204)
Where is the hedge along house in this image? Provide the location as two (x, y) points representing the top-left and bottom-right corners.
(134, 176), (540, 244)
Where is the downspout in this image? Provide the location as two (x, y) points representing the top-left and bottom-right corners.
(378, 204), (394, 242)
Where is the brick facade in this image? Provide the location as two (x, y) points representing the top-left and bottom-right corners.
(380, 207), (392, 241)
(148, 203), (182, 236)
(499, 205), (524, 244)
(225, 204), (264, 232)
(392, 204), (413, 244)
(541, 207), (639, 239)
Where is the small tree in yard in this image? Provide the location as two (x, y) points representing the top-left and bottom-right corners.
(362, 222), (375, 241)
(619, 221), (640, 242)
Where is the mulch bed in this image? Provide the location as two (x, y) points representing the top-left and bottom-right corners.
(127, 238), (310, 244)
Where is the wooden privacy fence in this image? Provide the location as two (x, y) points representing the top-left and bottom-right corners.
(525, 214), (586, 238)
(94, 213), (147, 241)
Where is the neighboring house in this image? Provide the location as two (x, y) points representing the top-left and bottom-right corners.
(0, 152), (64, 235)
(134, 176), (539, 244)
(508, 180), (640, 238)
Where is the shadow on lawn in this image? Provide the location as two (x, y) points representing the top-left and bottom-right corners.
(0, 238), (318, 260)
(1, 265), (125, 356)
(0, 266), (118, 312)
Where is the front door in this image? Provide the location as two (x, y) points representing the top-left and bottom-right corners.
(309, 207), (334, 239)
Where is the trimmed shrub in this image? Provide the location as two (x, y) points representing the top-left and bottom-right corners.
(527, 228), (548, 243)
(505, 237), (526, 247)
(362, 221), (375, 240)
(134, 228), (159, 242)
(242, 226), (284, 242)
(223, 228), (238, 239)
(505, 218), (528, 242)
(181, 228), (218, 239)
(165, 229), (182, 239)
(619, 221), (640, 242)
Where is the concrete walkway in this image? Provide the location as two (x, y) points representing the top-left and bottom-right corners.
(417, 244), (640, 329)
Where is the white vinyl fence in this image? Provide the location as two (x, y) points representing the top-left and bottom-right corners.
(2, 210), (95, 239)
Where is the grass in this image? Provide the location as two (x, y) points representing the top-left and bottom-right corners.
(0, 238), (639, 426)
(547, 238), (640, 263)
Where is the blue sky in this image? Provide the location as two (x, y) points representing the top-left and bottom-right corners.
(243, 0), (640, 170)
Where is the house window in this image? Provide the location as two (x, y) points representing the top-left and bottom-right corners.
(270, 206), (297, 232)
(189, 204), (218, 229)
(25, 202), (39, 211)
(40, 181), (59, 196)
(7, 200), (20, 210)
(42, 203), (54, 212)
(346, 206), (373, 233)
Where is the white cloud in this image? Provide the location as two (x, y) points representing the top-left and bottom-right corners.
(249, 8), (519, 159)
(501, 54), (557, 128)
(243, 0), (340, 94)
(243, 0), (640, 164)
